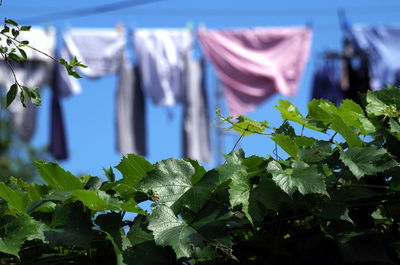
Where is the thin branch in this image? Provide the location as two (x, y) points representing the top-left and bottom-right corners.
(0, 32), (57, 61)
(0, 52), (19, 85)
(229, 124), (249, 154)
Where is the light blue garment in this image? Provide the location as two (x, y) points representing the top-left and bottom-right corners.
(350, 25), (400, 90)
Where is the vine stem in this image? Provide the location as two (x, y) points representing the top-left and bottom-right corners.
(229, 124), (249, 154)
(335, 183), (390, 190)
(0, 52), (20, 86)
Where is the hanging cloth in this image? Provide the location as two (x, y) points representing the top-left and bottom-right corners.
(182, 58), (211, 163)
(60, 28), (147, 156)
(311, 57), (343, 105)
(198, 27), (312, 117)
(0, 27), (56, 142)
(349, 25), (400, 90)
(133, 29), (193, 106)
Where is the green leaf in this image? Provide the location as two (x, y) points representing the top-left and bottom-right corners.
(0, 182), (27, 214)
(35, 161), (83, 190)
(366, 88), (400, 117)
(275, 99), (324, 131)
(71, 190), (145, 214)
(230, 116), (268, 136)
(226, 164), (252, 223)
(148, 205), (206, 259)
(271, 134), (299, 158)
(184, 159), (206, 185)
(332, 114), (363, 147)
(17, 48), (27, 60)
(103, 166), (116, 182)
(224, 149), (245, 164)
(171, 169), (229, 216)
(20, 25), (31, 31)
(83, 176), (102, 190)
(72, 190), (120, 211)
(137, 159), (194, 207)
(95, 212), (130, 255)
(45, 203), (93, 249)
(5, 18), (18, 26)
(298, 141), (332, 163)
(8, 52), (21, 62)
(124, 215), (174, 265)
(0, 215), (47, 258)
(340, 146), (399, 179)
(6, 83), (17, 107)
(249, 178), (284, 224)
(116, 154), (153, 186)
(268, 160), (328, 196)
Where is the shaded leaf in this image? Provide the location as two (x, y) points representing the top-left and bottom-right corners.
(45, 203), (93, 249)
(0, 215), (47, 258)
(340, 146), (399, 179)
(148, 205), (206, 259)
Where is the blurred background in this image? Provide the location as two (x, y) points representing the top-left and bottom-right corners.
(1, 0), (400, 180)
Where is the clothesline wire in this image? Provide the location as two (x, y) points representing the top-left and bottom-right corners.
(18, 0), (164, 24)
(98, 6), (400, 17)
(13, 5), (400, 22)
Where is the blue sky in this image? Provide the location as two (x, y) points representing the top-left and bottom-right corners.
(2, 0), (400, 178)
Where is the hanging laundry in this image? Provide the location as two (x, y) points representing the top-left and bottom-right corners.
(198, 27), (312, 117)
(341, 38), (371, 105)
(60, 28), (147, 156)
(182, 58), (211, 163)
(133, 29), (193, 106)
(116, 62), (147, 156)
(311, 57), (343, 105)
(349, 25), (400, 90)
(49, 49), (70, 160)
(0, 27), (56, 142)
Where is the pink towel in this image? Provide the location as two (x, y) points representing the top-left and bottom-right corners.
(198, 27), (312, 116)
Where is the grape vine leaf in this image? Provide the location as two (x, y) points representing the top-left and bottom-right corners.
(298, 141), (332, 163)
(340, 146), (399, 179)
(116, 154), (154, 186)
(45, 203), (93, 249)
(0, 182), (27, 214)
(225, 164), (252, 224)
(148, 205), (206, 259)
(0, 215), (47, 258)
(95, 212), (130, 265)
(124, 215), (174, 265)
(137, 159), (194, 207)
(34, 161), (83, 190)
(275, 99), (324, 131)
(249, 177), (285, 224)
(268, 160), (328, 197)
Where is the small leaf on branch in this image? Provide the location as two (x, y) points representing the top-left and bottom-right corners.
(20, 25), (31, 31)
(5, 18), (18, 26)
(6, 83), (18, 107)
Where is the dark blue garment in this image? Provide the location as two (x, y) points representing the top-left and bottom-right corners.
(350, 25), (400, 90)
(50, 59), (69, 160)
(311, 62), (343, 105)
